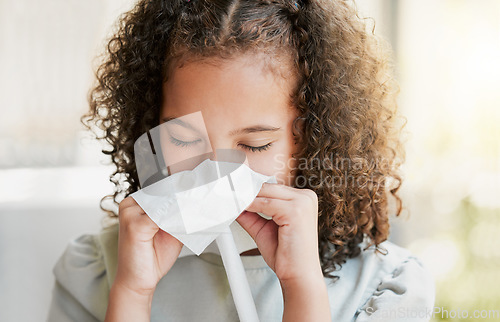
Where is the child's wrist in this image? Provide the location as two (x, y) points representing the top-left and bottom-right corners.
(279, 272), (331, 322)
(110, 281), (155, 302)
(278, 263), (325, 291)
(105, 283), (154, 322)
(279, 271), (325, 294)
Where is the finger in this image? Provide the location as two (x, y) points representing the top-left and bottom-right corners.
(256, 182), (296, 200)
(236, 210), (277, 245)
(153, 228), (184, 252)
(118, 204), (146, 224)
(245, 197), (290, 226)
(118, 196), (147, 220)
(118, 196), (138, 211)
(119, 204), (159, 241)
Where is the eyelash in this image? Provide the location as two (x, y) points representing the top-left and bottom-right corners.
(238, 143), (273, 152)
(170, 136), (273, 152)
(169, 136), (201, 147)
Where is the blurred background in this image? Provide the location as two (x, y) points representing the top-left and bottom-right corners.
(0, 0), (499, 321)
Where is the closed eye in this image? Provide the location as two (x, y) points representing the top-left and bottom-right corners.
(169, 136), (202, 147)
(238, 142), (273, 152)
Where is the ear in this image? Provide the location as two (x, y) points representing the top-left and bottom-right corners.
(296, 116), (306, 132)
(291, 116), (306, 142)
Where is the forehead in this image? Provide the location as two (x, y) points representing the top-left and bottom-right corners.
(160, 53), (297, 124)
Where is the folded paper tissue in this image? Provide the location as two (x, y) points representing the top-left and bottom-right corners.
(131, 158), (276, 321)
(130, 158), (277, 256)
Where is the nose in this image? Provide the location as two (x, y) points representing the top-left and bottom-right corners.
(208, 148), (247, 164)
(209, 150), (218, 161)
(205, 133), (246, 164)
(205, 136), (232, 161)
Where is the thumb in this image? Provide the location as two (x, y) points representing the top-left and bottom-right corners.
(236, 211), (278, 263)
(236, 210), (271, 243)
(154, 229), (183, 256)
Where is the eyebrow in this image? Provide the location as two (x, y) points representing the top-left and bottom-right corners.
(228, 125), (282, 136)
(162, 116), (281, 136)
(162, 116), (199, 133)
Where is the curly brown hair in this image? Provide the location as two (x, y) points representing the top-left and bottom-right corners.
(82, 0), (405, 280)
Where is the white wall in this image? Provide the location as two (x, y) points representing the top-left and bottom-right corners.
(0, 0), (134, 320)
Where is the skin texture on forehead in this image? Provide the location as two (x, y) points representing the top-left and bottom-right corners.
(164, 49), (298, 102)
(160, 52), (301, 187)
(161, 52), (297, 121)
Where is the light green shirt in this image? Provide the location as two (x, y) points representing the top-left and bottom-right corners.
(47, 223), (435, 321)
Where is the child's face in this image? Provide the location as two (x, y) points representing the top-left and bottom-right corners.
(160, 53), (300, 186)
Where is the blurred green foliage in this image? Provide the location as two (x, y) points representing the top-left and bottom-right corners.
(432, 197), (500, 321)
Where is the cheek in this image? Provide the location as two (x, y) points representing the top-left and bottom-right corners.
(246, 141), (298, 186)
(273, 159), (298, 186)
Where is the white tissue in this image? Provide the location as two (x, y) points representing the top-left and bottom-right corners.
(131, 159), (277, 256)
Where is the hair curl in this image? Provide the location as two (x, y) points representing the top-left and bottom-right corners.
(82, 0), (405, 280)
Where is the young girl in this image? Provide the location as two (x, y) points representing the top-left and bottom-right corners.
(48, 0), (435, 321)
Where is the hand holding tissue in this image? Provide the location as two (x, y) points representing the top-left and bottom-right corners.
(130, 158), (277, 256)
(130, 112), (274, 321)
